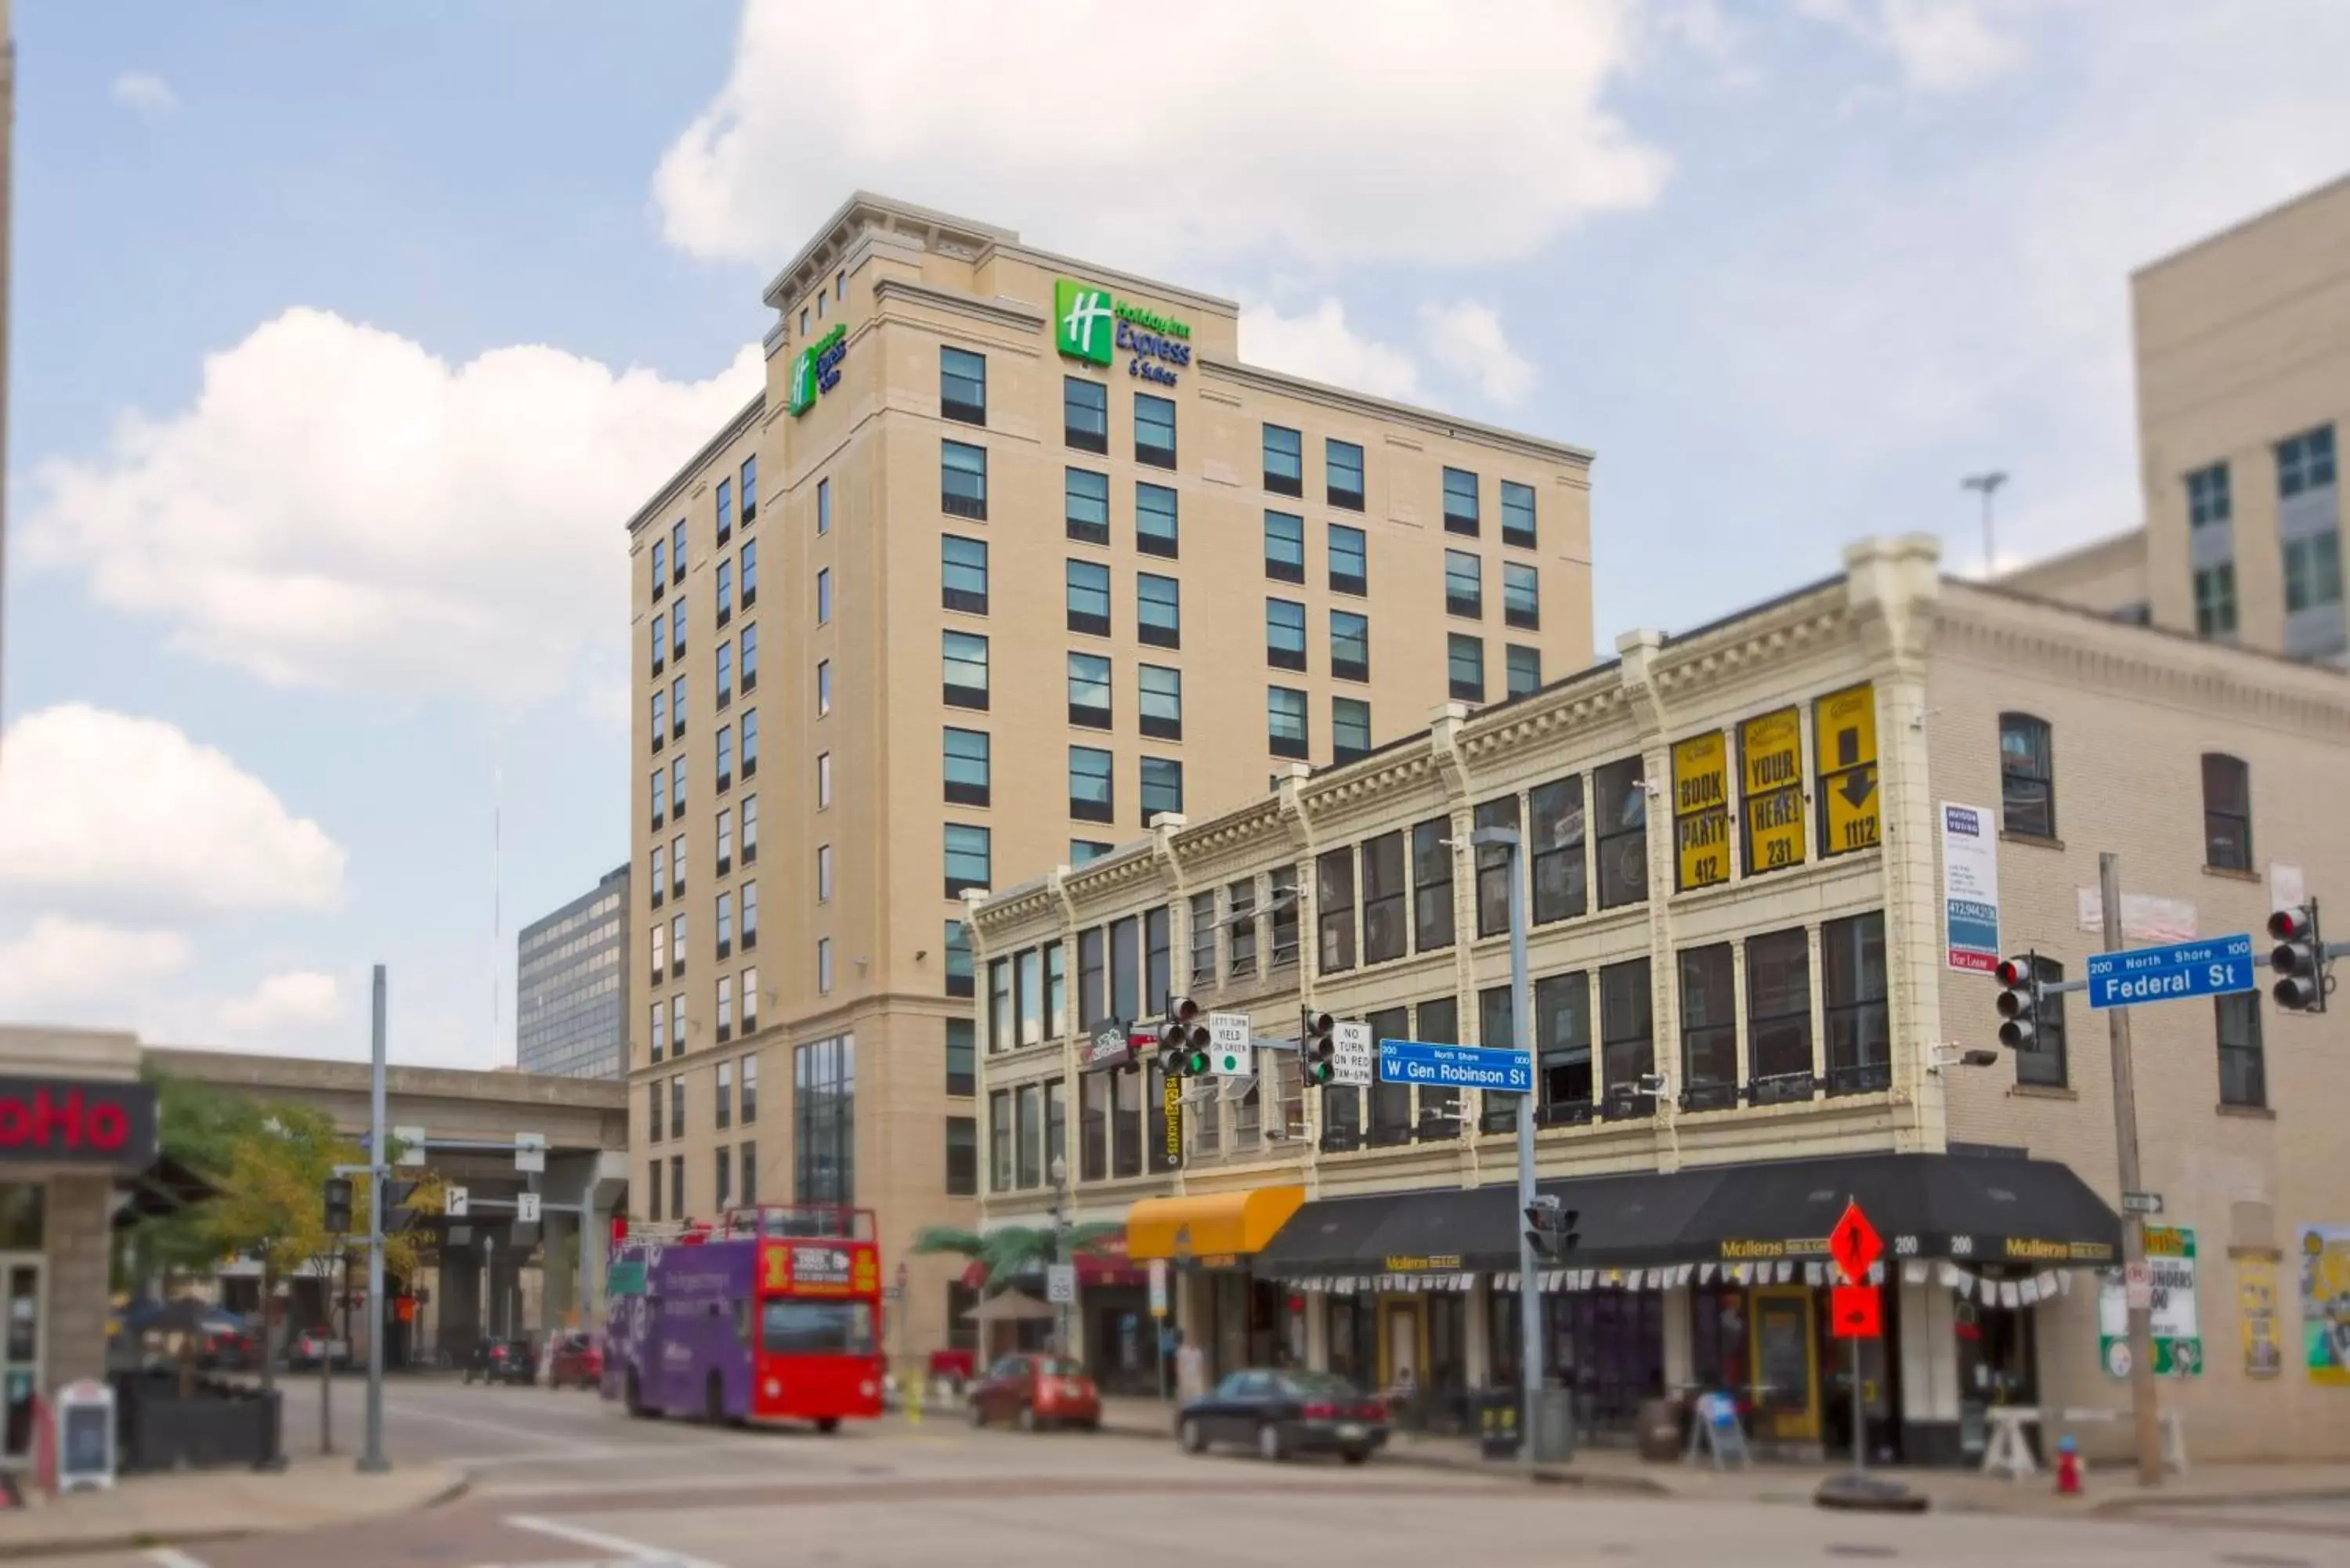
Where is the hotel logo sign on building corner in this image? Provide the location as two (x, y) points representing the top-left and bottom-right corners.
(790, 323), (848, 417)
(1055, 277), (1191, 385)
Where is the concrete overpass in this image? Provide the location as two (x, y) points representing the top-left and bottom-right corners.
(151, 1049), (630, 1353)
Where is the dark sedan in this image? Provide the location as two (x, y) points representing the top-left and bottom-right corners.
(1177, 1369), (1387, 1464)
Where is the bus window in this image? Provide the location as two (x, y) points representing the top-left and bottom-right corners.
(761, 1299), (875, 1356)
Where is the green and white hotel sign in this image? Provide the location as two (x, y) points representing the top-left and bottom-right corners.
(1054, 277), (1192, 386)
(790, 322), (849, 417)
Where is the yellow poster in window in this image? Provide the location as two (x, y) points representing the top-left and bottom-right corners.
(1739, 706), (1807, 876)
(1815, 681), (1880, 857)
(1672, 730), (1730, 891)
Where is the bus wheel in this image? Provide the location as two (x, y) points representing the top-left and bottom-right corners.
(705, 1373), (725, 1425)
(816, 1417), (841, 1434)
(625, 1370), (655, 1419)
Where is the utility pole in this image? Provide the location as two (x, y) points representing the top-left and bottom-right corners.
(1961, 471), (2008, 577)
(2100, 854), (2163, 1487)
(1473, 825), (1542, 1470)
(360, 964), (391, 1472)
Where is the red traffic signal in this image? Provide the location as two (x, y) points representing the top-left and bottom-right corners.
(1994, 954), (2041, 1050)
(2268, 903), (2326, 1013)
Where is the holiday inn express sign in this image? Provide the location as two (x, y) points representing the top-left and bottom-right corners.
(790, 323), (848, 417)
(1055, 277), (1192, 385)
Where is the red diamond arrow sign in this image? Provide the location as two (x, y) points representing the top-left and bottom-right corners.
(1827, 1200), (1882, 1286)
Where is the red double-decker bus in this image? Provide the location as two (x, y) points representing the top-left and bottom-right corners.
(604, 1204), (885, 1430)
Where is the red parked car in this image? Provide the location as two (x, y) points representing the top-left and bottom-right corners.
(547, 1331), (604, 1389)
(967, 1353), (1101, 1432)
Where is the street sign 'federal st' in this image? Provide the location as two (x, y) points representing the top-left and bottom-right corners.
(2084, 933), (2257, 1010)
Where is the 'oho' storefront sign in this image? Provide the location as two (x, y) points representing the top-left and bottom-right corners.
(1055, 278), (1191, 386)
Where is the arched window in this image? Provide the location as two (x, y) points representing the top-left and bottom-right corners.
(1998, 714), (2055, 839)
(2201, 753), (2252, 870)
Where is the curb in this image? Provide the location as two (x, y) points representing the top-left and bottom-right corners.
(1090, 1418), (1667, 1494)
(2092, 1486), (2350, 1518)
(0, 1472), (471, 1561)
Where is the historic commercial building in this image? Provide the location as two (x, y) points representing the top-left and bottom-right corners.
(971, 534), (2350, 1465)
(2005, 171), (2347, 666)
(623, 193), (1597, 1354)
(517, 864), (631, 1079)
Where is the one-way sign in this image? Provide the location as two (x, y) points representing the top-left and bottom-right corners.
(2121, 1190), (2164, 1216)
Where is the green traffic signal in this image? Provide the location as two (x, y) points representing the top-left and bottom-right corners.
(1182, 1049), (1211, 1076)
(1303, 1058), (1334, 1086)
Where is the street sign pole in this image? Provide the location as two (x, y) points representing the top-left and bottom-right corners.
(360, 963), (390, 1473)
(1499, 831), (1542, 1476)
(2101, 854), (2163, 1488)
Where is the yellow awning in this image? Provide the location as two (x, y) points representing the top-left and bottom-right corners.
(1127, 1186), (1305, 1262)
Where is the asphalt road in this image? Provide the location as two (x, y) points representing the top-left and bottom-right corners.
(50, 1378), (2350, 1568)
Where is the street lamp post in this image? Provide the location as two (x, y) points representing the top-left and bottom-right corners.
(1961, 471), (2008, 577)
(1470, 824), (1541, 1470)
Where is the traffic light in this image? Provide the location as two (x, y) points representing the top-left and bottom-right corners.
(1994, 954), (2044, 1050)
(1159, 995), (1209, 1077)
(2269, 902), (2329, 1013)
(1301, 1009), (1336, 1086)
(323, 1176), (354, 1236)
(1524, 1195), (1579, 1259)
(385, 1180), (421, 1230)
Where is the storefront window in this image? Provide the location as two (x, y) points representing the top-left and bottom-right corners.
(1690, 1282), (1750, 1399)
(0, 1187), (40, 1250)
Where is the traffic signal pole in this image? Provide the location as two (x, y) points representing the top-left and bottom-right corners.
(1501, 832), (1542, 1473)
(2099, 855), (2163, 1488)
(361, 963), (390, 1473)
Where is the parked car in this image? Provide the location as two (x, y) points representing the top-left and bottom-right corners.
(197, 1312), (259, 1371)
(285, 1329), (352, 1371)
(546, 1331), (604, 1389)
(1177, 1369), (1387, 1464)
(967, 1353), (1101, 1432)
(465, 1336), (536, 1386)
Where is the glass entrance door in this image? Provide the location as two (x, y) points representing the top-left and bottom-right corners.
(1, 1255), (45, 1466)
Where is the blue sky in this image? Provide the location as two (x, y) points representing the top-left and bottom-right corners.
(4, 1), (2348, 1068)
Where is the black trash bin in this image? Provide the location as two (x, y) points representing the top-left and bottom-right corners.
(1477, 1389), (1522, 1461)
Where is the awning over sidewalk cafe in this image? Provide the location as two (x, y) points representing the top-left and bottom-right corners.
(1253, 1153), (2120, 1280)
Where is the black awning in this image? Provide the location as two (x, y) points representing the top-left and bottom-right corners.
(1255, 1152), (2120, 1277)
(111, 1154), (221, 1230)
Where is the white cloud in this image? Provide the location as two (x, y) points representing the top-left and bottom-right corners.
(1799, 0), (2022, 92)
(0, 918), (190, 1017)
(214, 971), (344, 1035)
(1238, 299), (1421, 402)
(654, 0), (1668, 274)
(0, 704), (345, 916)
(1419, 302), (1538, 410)
(110, 71), (178, 115)
(26, 309), (761, 702)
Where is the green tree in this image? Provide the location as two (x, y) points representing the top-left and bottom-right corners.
(118, 1071), (269, 1291)
(910, 1223), (1122, 1295)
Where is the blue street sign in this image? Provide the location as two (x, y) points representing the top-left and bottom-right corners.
(2085, 933), (2258, 1010)
(1378, 1039), (1534, 1095)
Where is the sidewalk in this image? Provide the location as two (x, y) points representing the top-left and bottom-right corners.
(1091, 1396), (2350, 1519)
(0, 1457), (467, 1559)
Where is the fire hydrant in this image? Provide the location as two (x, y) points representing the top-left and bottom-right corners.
(2054, 1434), (2082, 1496)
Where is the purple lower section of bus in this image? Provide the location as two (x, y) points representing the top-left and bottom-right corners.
(602, 1238), (757, 1419)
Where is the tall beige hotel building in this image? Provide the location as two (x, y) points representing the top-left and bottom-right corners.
(624, 194), (1596, 1351)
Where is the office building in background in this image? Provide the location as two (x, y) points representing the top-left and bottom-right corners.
(518, 864), (631, 1078)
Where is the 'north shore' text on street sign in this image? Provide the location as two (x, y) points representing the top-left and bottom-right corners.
(2085, 933), (2257, 1010)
